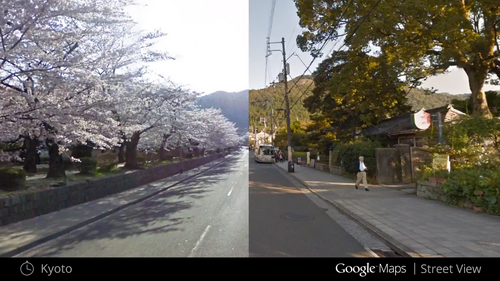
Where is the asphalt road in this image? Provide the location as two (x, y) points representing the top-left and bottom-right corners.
(16, 149), (249, 257)
(249, 154), (372, 257)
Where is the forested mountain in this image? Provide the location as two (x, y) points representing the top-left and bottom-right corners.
(249, 76), (314, 133)
(196, 90), (249, 133)
(249, 76), (486, 133)
(406, 88), (469, 111)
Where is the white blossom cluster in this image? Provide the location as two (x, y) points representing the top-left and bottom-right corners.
(0, 0), (240, 164)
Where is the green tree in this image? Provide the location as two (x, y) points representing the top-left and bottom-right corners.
(249, 78), (313, 133)
(295, 0), (500, 118)
(303, 49), (411, 140)
(452, 90), (500, 116)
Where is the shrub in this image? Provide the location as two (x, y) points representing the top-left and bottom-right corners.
(79, 157), (97, 174)
(419, 164), (450, 181)
(293, 151), (308, 160)
(331, 139), (381, 177)
(145, 151), (159, 162)
(0, 167), (26, 190)
(136, 155), (147, 164)
(443, 167), (500, 215)
(96, 152), (118, 170)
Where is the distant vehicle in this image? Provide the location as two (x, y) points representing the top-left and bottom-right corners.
(254, 144), (275, 163)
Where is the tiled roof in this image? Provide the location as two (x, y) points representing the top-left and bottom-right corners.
(363, 105), (465, 137)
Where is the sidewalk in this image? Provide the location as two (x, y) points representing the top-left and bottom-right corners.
(275, 162), (500, 257)
(0, 157), (227, 257)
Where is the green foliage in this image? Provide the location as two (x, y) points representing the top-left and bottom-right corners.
(407, 88), (468, 111)
(145, 151), (159, 162)
(331, 138), (382, 177)
(273, 122), (311, 152)
(0, 167), (26, 190)
(249, 78), (313, 133)
(443, 168), (500, 215)
(136, 155), (147, 164)
(302, 115), (337, 155)
(295, 0), (500, 117)
(0, 141), (23, 152)
(303, 49), (411, 140)
(441, 116), (500, 169)
(79, 157), (97, 174)
(452, 91), (500, 117)
(293, 151), (308, 158)
(419, 164), (450, 181)
(96, 152), (118, 168)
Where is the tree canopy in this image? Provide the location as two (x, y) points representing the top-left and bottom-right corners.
(295, 0), (500, 118)
(303, 49), (411, 140)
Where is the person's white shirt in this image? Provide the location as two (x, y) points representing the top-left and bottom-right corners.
(359, 161), (367, 172)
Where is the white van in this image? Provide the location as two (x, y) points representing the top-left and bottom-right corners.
(254, 144), (275, 163)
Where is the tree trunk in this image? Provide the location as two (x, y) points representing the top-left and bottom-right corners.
(46, 140), (66, 178)
(118, 142), (126, 163)
(23, 136), (38, 174)
(158, 133), (171, 161)
(124, 132), (141, 169)
(465, 67), (493, 118)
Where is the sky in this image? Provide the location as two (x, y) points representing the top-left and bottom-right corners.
(127, 0), (249, 95)
(249, 0), (500, 94)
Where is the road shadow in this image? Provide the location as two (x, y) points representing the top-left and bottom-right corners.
(249, 155), (371, 257)
(14, 153), (245, 257)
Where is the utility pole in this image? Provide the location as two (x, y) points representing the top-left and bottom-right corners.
(281, 37), (292, 163)
(270, 93), (273, 147)
(437, 112), (443, 144)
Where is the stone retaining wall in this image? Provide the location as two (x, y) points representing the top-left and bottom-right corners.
(314, 162), (329, 172)
(313, 163), (345, 176)
(329, 165), (345, 176)
(0, 154), (223, 227)
(416, 180), (475, 210)
(416, 180), (449, 202)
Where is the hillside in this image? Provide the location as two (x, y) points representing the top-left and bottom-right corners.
(249, 77), (314, 133)
(249, 76), (477, 133)
(406, 88), (469, 110)
(196, 90), (249, 133)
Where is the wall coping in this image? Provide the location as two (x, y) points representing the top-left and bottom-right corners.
(0, 154), (223, 226)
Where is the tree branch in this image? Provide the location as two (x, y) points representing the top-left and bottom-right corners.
(0, 27), (6, 52)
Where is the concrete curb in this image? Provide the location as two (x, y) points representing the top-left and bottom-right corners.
(2, 156), (231, 257)
(274, 163), (422, 258)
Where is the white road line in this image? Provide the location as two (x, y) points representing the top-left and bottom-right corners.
(188, 225), (211, 257)
(227, 186), (234, 196)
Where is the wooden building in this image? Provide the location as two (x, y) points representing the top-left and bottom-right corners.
(363, 105), (466, 147)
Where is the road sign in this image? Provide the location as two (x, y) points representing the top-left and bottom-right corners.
(432, 153), (450, 172)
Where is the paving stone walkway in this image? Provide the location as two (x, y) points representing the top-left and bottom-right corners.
(275, 162), (500, 257)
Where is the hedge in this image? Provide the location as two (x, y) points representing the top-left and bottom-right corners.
(79, 157), (97, 174)
(0, 167), (26, 190)
(331, 139), (381, 177)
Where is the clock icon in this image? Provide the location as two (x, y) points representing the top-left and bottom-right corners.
(20, 261), (34, 276)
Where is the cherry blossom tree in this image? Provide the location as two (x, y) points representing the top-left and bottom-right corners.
(0, 0), (171, 177)
(111, 79), (199, 169)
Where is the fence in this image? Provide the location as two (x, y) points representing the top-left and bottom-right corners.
(374, 145), (433, 184)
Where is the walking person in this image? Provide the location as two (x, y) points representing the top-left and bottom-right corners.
(355, 156), (369, 191)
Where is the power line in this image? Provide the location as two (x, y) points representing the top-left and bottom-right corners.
(265, 0), (277, 87)
(286, 0), (354, 94)
(275, 0), (383, 129)
(292, 53), (313, 74)
(272, 0), (354, 129)
(267, 0), (276, 39)
(285, 19), (299, 54)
